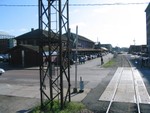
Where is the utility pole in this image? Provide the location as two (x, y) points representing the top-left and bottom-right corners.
(133, 39), (136, 53)
(73, 26), (78, 93)
(38, 0), (70, 111)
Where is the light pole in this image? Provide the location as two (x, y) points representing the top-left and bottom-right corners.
(133, 39), (136, 53)
(73, 25), (78, 93)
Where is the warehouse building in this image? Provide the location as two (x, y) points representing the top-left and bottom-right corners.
(0, 31), (15, 53)
(145, 3), (150, 56)
(7, 29), (95, 67)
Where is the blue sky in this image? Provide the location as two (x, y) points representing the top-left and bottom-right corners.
(0, 0), (37, 35)
(0, 0), (150, 47)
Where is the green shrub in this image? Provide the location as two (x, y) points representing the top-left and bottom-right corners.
(103, 59), (116, 68)
(30, 101), (85, 113)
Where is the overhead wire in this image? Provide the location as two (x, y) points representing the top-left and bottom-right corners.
(0, 2), (149, 7)
(0, 4), (37, 7)
(69, 2), (149, 6)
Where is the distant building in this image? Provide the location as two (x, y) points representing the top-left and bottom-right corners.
(145, 3), (150, 55)
(112, 46), (121, 53)
(94, 42), (101, 49)
(8, 44), (41, 67)
(101, 44), (112, 52)
(8, 29), (110, 67)
(128, 45), (148, 54)
(8, 29), (96, 67)
(63, 32), (95, 49)
(15, 29), (61, 46)
(128, 45), (141, 54)
(0, 31), (16, 53)
(9, 29), (64, 67)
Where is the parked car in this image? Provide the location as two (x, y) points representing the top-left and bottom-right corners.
(0, 68), (5, 75)
(0, 54), (9, 62)
(0, 56), (4, 61)
(79, 56), (85, 64)
(2, 54), (9, 62)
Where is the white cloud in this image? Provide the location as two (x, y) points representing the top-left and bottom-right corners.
(92, 7), (113, 14)
(19, 28), (28, 32)
(70, 22), (87, 33)
(70, 9), (80, 15)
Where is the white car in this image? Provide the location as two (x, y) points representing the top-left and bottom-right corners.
(0, 68), (5, 75)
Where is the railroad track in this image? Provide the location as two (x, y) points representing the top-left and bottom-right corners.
(120, 54), (131, 67)
(100, 54), (148, 113)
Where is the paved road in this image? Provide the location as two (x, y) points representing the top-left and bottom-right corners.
(0, 53), (113, 113)
(2, 53), (150, 113)
(70, 53), (113, 89)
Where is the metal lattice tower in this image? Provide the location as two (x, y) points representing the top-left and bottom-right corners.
(38, 0), (70, 111)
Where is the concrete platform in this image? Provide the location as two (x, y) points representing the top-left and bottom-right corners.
(0, 83), (90, 102)
(99, 67), (150, 104)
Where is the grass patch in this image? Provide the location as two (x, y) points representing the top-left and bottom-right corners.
(103, 59), (116, 68)
(30, 101), (85, 113)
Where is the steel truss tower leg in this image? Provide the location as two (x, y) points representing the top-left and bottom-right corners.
(38, 0), (70, 111)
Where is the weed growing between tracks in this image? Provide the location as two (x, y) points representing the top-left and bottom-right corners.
(103, 58), (116, 68)
(29, 101), (86, 113)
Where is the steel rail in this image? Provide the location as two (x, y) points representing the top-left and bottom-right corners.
(106, 55), (140, 113)
(106, 55), (127, 113)
(106, 67), (124, 113)
(125, 55), (141, 113)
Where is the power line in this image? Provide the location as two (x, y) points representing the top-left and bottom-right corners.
(70, 2), (149, 6)
(0, 4), (37, 7)
(0, 2), (149, 7)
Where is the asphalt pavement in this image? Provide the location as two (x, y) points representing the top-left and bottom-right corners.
(2, 53), (150, 113)
(0, 53), (114, 113)
(82, 54), (150, 113)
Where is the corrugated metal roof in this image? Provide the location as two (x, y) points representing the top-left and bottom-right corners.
(15, 29), (67, 42)
(63, 32), (94, 43)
